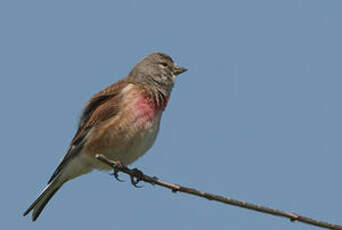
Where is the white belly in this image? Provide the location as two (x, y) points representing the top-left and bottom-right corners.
(88, 112), (162, 170)
(118, 114), (161, 165)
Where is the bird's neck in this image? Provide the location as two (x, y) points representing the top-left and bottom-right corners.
(122, 82), (171, 114)
(142, 86), (170, 111)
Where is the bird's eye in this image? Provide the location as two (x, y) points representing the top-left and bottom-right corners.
(159, 62), (168, 67)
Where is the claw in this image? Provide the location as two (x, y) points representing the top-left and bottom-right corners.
(111, 161), (125, 182)
(130, 168), (144, 188)
(113, 170), (125, 182)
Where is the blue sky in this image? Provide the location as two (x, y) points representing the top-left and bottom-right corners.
(1, 0), (342, 229)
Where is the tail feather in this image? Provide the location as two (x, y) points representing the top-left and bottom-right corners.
(23, 178), (64, 221)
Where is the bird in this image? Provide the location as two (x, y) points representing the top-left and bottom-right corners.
(23, 52), (187, 221)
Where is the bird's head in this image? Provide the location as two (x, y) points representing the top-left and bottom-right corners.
(130, 52), (187, 94)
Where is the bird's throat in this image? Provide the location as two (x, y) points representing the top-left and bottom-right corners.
(121, 84), (169, 126)
(133, 92), (168, 122)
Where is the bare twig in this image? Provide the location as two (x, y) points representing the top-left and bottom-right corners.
(96, 154), (342, 230)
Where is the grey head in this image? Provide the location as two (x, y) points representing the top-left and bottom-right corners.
(129, 52), (187, 94)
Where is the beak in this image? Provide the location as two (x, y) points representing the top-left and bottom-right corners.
(173, 65), (188, 76)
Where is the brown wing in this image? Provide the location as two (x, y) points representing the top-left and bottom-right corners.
(48, 78), (130, 183)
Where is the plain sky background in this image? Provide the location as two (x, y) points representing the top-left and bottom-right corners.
(1, 0), (341, 229)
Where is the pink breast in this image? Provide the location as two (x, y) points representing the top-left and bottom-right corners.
(121, 86), (167, 127)
(134, 95), (157, 122)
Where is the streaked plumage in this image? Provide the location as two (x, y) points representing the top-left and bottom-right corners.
(23, 52), (187, 221)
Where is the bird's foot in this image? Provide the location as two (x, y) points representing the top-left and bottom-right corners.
(130, 168), (144, 188)
(110, 160), (125, 182)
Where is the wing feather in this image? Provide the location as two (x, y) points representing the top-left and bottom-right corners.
(48, 78), (130, 183)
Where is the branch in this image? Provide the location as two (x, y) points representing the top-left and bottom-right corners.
(96, 154), (342, 230)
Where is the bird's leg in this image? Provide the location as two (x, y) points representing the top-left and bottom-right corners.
(130, 168), (144, 188)
(108, 158), (144, 187)
(110, 160), (125, 182)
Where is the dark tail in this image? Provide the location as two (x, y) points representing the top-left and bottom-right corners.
(23, 178), (64, 221)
